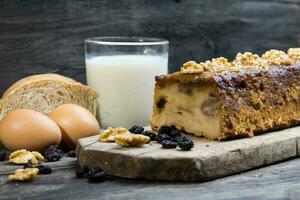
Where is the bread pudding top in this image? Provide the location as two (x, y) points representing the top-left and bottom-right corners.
(180, 48), (300, 74)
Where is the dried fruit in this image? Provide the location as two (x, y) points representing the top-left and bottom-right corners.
(23, 162), (33, 169)
(9, 149), (44, 164)
(75, 165), (89, 178)
(87, 167), (106, 182)
(142, 131), (157, 140)
(169, 127), (181, 138)
(129, 125), (144, 134)
(66, 150), (76, 158)
(155, 133), (173, 143)
(99, 127), (129, 142)
(178, 139), (194, 151)
(0, 151), (7, 161)
(158, 126), (172, 135)
(8, 168), (39, 182)
(36, 165), (52, 174)
(114, 134), (150, 147)
(175, 135), (188, 142)
(161, 140), (177, 149)
(23, 162), (52, 174)
(75, 166), (107, 182)
(44, 145), (64, 162)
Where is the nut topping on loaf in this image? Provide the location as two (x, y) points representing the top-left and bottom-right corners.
(150, 48), (300, 140)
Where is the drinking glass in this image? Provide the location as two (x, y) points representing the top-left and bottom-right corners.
(85, 36), (169, 128)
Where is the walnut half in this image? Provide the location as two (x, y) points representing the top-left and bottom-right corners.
(9, 149), (44, 165)
(8, 168), (39, 182)
(99, 127), (129, 142)
(114, 134), (150, 147)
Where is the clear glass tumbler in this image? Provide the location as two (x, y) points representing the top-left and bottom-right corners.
(85, 37), (169, 128)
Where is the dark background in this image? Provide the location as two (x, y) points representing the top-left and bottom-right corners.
(0, 0), (299, 95)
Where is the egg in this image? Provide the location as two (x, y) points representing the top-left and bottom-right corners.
(49, 104), (100, 150)
(0, 109), (62, 151)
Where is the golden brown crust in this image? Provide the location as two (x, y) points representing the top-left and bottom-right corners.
(3, 74), (79, 98)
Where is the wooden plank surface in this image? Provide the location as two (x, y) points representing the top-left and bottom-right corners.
(77, 126), (300, 182)
(1, 157), (300, 200)
(0, 0), (300, 95)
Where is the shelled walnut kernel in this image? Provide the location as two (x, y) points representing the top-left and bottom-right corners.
(8, 168), (39, 182)
(180, 48), (299, 74)
(99, 127), (129, 142)
(262, 49), (292, 66)
(181, 61), (204, 74)
(288, 48), (300, 62)
(233, 52), (268, 68)
(114, 134), (150, 147)
(9, 149), (44, 165)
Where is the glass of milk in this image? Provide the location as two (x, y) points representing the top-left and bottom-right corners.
(85, 37), (169, 128)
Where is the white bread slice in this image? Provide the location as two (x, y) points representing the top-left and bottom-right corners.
(0, 74), (97, 120)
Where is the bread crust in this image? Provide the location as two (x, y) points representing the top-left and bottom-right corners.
(0, 74), (97, 119)
(3, 74), (78, 97)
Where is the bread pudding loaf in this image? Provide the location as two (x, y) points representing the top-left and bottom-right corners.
(150, 48), (300, 140)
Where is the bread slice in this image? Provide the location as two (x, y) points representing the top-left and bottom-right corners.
(0, 74), (97, 120)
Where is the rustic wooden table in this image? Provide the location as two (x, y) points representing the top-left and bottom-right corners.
(1, 157), (300, 200)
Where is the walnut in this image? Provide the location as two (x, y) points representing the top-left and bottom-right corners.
(233, 52), (268, 68)
(99, 127), (129, 142)
(211, 57), (232, 68)
(9, 149), (44, 165)
(288, 48), (300, 62)
(201, 57), (232, 72)
(199, 60), (213, 72)
(181, 58), (232, 74)
(179, 48), (298, 75)
(261, 49), (292, 66)
(181, 61), (204, 74)
(8, 168), (39, 182)
(114, 134), (150, 147)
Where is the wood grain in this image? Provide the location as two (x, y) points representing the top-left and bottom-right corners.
(1, 156), (300, 199)
(0, 0), (300, 95)
(77, 126), (300, 182)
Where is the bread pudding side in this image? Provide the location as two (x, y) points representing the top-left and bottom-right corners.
(150, 49), (300, 140)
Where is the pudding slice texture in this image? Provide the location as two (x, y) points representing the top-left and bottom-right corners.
(150, 81), (222, 140)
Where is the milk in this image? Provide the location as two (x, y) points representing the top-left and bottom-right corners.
(86, 55), (168, 128)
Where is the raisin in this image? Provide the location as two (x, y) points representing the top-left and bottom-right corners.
(23, 162), (33, 169)
(169, 127), (181, 138)
(44, 145), (64, 162)
(0, 151), (7, 161)
(87, 167), (106, 182)
(156, 98), (167, 109)
(155, 133), (173, 143)
(142, 131), (156, 141)
(75, 166), (89, 178)
(175, 135), (188, 143)
(36, 165), (52, 174)
(66, 150), (76, 158)
(178, 139), (194, 151)
(161, 140), (177, 149)
(158, 126), (172, 135)
(129, 125), (144, 134)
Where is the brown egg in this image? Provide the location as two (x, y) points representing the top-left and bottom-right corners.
(49, 104), (100, 150)
(0, 109), (62, 151)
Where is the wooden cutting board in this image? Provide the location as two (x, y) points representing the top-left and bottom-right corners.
(77, 126), (300, 182)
